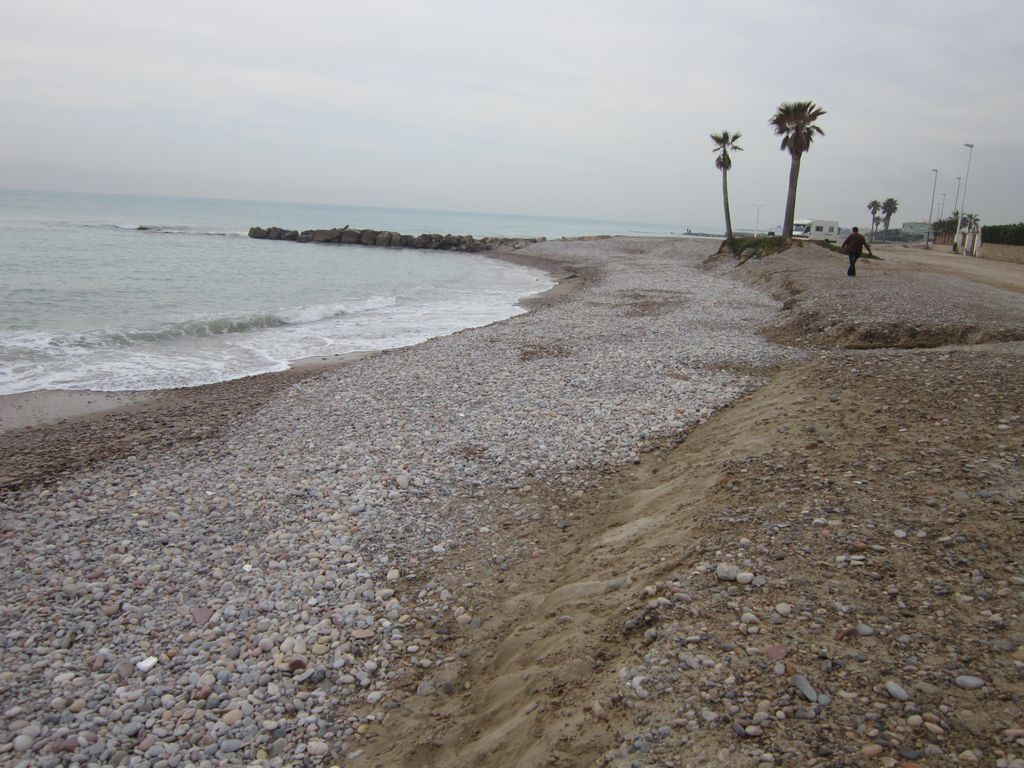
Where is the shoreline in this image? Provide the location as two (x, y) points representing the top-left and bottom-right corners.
(0, 248), (575, 436)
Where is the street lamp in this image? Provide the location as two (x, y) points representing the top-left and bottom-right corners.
(953, 144), (974, 253)
(926, 168), (938, 249)
(752, 203), (765, 236)
(950, 176), (961, 248)
(938, 192), (947, 223)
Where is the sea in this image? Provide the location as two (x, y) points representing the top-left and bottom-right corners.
(0, 189), (686, 395)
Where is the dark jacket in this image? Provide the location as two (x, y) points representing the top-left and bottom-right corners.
(843, 232), (869, 255)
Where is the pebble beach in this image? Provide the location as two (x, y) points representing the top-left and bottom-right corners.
(0, 237), (800, 766)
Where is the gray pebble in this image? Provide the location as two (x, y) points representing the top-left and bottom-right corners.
(955, 675), (985, 690)
(885, 681), (910, 701)
(791, 674), (818, 702)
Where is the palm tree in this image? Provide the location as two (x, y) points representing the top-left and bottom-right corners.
(963, 213), (980, 230)
(881, 198), (899, 240)
(770, 101), (826, 243)
(867, 200), (882, 241)
(711, 131), (743, 241)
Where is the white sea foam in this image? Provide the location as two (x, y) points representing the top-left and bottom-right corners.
(0, 275), (548, 394)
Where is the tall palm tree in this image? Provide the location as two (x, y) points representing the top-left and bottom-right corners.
(881, 198), (899, 240)
(711, 131), (743, 241)
(867, 200), (882, 241)
(770, 101), (826, 243)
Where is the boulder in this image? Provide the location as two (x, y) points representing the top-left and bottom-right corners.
(401, 234), (418, 248)
(374, 231), (390, 246)
(340, 228), (362, 244)
(439, 235), (458, 250)
(297, 231), (313, 243)
(359, 229), (378, 245)
(266, 227), (286, 240)
(280, 229), (299, 241)
(249, 227), (268, 239)
(312, 228), (342, 243)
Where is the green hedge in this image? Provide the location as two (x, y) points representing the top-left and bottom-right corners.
(982, 223), (1024, 245)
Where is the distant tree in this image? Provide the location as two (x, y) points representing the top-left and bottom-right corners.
(881, 197), (899, 239)
(711, 131), (743, 241)
(770, 101), (826, 243)
(867, 200), (882, 241)
(963, 212), (980, 229)
(933, 210), (960, 236)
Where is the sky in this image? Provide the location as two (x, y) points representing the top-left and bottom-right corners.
(1, 0), (1021, 232)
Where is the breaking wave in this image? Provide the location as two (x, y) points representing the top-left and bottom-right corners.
(2, 297), (398, 353)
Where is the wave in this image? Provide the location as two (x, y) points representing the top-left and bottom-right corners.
(1, 296), (399, 353)
(86, 223), (244, 237)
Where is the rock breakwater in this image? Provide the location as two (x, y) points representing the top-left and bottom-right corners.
(248, 225), (545, 253)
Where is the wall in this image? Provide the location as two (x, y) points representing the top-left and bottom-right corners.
(979, 242), (1024, 265)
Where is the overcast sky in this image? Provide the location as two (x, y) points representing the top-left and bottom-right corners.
(1, 0), (1021, 231)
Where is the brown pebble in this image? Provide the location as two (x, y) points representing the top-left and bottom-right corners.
(766, 645), (789, 660)
(222, 709), (243, 725)
(52, 736), (78, 753)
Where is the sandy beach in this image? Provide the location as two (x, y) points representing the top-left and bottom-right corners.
(2, 237), (1023, 767)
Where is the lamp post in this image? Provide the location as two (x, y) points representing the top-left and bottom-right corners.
(951, 175), (962, 250)
(937, 192), (946, 224)
(752, 203), (765, 236)
(926, 168), (938, 249)
(953, 144), (974, 253)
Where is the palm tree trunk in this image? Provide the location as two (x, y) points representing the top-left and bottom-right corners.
(782, 153), (801, 243)
(722, 168), (733, 241)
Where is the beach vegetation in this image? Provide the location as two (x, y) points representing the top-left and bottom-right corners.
(711, 131), (743, 241)
(727, 233), (791, 263)
(770, 101), (826, 243)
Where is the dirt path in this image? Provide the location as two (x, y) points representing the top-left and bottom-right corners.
(354, 245), (1024, 767)
(870, 243), (1024, 295)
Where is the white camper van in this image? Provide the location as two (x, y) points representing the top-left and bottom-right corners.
(792, 219), (840, 242)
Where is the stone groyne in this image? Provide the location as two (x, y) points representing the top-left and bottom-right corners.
(248, 225), (545, 252)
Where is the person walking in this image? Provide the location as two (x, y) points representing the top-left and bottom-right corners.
(842, 226), (872, 277)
